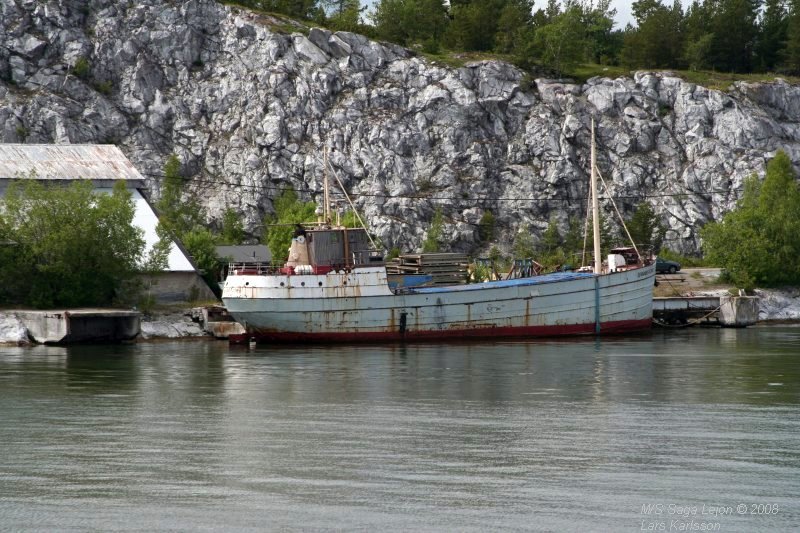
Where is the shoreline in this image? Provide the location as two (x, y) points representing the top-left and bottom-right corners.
(2, 284), (799, 345)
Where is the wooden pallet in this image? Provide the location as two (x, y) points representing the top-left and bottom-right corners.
(387, 253), (468, 285)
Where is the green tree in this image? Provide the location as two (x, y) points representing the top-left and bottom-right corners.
(263, 188), (318, 262)
(624, 202), (666, 252)
(513, 225), (536, 259)
(707, 0), (761, 73)
(153, 153), (220, 293)
(373, 0), (449, 47)
(583, 0), (619, 64)
(534, 2), (586, 76)
(621, 0), (685, 69)
(340, 209), (361, 228)
(478, 210), (495, 242)
(156, 154), (205, 238)
(182, 226), (222, 296)
(535, 218), (570, 269)
(562, 216), (584, 258)
(220, 208), (245, 245)
(701, 150), (800, 287)
(0, 179), (144, 307)
(585, 216), (617, 261)
(683, 0), (714, 70)
(325, 0), (362, 32)
(495, 0), (535, 54)
(756, 0), (789, 71)
(445, 0), (504, 52)
(422, 206), (444, 252)
(784, 0), (800, 73)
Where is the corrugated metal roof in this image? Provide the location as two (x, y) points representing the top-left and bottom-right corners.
(0, 144), (145, 183)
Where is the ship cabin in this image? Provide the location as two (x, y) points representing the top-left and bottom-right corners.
(284, 225), (384, 275)
(229, 226), (384, 278)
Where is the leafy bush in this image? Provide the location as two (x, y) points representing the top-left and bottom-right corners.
(422, 206), (444, 253)
(0, 179), (144, 307)
(72, 57), (90, 79)
(263, 188), (317, 262)
(624, 202), (666, 253)
(94, 80), (113, 95)
(701, 150), (800, 287)
(478, 210), (495, 242)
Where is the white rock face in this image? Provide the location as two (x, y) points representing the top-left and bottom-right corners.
(139, 313), (208, 339)
(0, 313), (29, 344)
(3, 0), (800, 256)
(756, 289), (800, 321)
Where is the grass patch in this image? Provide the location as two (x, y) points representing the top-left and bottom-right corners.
(675, 69), (800, 91)
(565, 64), (800, 90)
(219, 2), (312, 35)
(94, 80), (113, 95)
(568, 63), (633, 83)
(71, 57), (90, 79)
(420, 50), (515, 69)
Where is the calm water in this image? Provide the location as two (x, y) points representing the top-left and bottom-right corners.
(1, 327), (799, 532)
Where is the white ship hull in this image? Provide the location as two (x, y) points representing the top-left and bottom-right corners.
(222, 264), (656, 343)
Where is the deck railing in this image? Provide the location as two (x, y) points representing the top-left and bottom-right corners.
(227, 262), (281, 275)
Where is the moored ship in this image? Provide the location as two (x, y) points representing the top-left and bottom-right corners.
(222, 121), (656, 343)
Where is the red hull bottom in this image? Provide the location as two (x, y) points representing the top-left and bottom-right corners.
(242, 318), (653, 344)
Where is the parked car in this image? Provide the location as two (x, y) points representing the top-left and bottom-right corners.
(655, 257), (681, 274)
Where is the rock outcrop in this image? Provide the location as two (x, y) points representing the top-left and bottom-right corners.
(0, 313), (29, 344)
(3, 0), (800, 255)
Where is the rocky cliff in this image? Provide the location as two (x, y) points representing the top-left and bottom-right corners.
(3, 0), (800, 256)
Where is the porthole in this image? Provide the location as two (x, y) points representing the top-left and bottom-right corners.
(245, 281), (249, 286)
(280, 282), (285, 287)
(301, 281), (306, 287)
(318, 282), (323, 287)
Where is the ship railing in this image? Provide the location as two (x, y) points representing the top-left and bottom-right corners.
(227, 262), (281, 275)
(351, 249), (385, 267)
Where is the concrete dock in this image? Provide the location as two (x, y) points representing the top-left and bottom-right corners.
(653, 295), (759, 327)
(15, 309), (140, 344)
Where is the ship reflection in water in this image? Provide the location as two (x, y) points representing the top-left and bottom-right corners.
(1, 327), (799, 531)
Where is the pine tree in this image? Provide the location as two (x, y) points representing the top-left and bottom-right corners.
(784, 0), (800, 73)
(757, 0), (789, 71)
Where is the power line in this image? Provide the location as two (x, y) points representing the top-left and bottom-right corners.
(139, 171), (743, 205)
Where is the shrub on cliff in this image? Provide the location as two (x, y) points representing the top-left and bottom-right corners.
(701, 150), (800, 288)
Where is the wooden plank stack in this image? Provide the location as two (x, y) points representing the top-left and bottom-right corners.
(386, 253), (470, 285)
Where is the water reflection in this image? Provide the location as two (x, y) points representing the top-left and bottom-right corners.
(1, 327), (799, 531)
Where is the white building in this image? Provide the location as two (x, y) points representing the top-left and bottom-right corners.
(0, 144), (215, 303)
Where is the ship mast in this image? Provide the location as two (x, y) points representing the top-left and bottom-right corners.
(323, 148), (331, 224)
(591, 119), (602, 275)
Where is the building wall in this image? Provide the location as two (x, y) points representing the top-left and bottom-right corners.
(139, 272), (217, 304)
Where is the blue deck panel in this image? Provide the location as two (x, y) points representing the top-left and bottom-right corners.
(407, 272), (596, 294)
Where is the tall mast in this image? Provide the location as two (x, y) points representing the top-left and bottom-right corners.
(591, 119), (602, 275)
(323, 148), (331, 224)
